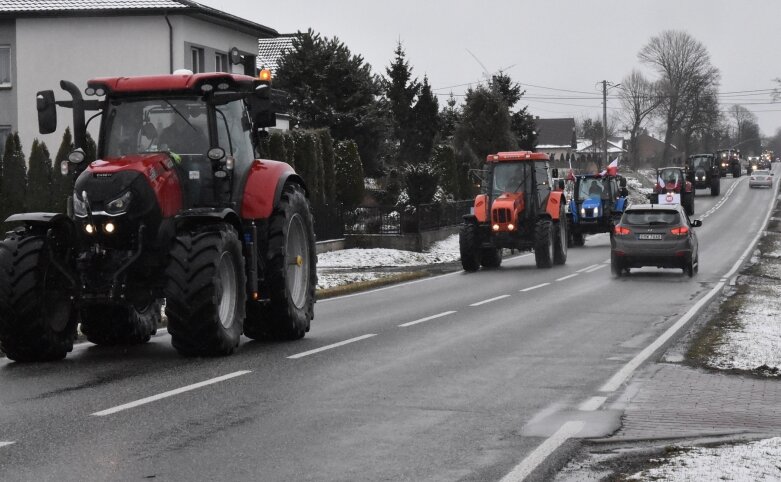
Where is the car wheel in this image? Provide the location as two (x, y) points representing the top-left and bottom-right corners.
(610, 252), (623, 278)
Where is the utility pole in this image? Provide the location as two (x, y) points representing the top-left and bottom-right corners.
(602, 80), (608, 171)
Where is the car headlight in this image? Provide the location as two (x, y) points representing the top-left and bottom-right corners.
(73, 193), (87, 217)
(105, 191), (133, 215)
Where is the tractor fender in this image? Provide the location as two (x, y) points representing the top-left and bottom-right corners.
(462, 213), (478, 224)
(568, 199), (578, 223)
(174, 208), (241, 233)
(545, 191), (565, 221)
(2, 212), (76, 242)
(240, 160), (308, 219)
(614, 197), (627, 213)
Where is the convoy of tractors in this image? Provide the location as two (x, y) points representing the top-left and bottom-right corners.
(0, 67), (766, 362)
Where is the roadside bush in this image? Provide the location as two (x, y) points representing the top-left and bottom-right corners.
(334, 140), (365, 209)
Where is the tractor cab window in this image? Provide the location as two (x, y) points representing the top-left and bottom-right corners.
(660, 168), (682, 187)
(492, 162), (530, 195)
(104, 98), (208, 157)
(534, 161), (550, 187)
(576, 177), (606, 200)
(215, 99), (254, 164)
(690, 156), (711, 170)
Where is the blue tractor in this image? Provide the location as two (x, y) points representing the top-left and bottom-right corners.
(567, 174), (629, 246)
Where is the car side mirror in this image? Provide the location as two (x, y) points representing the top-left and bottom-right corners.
(692, 219), (702, 227)
(36, 90), (57, 134)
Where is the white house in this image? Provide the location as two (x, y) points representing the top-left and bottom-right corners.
(0, 0), (277, 152)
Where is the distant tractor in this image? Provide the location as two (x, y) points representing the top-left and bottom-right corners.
(460, 151), (568, 270)
(567, 173), (629, 247)
(649, 166), (695, 215)
(0, 70), (316, 362)
(686, 153), (721, 196)
(716, 149), (741, 178)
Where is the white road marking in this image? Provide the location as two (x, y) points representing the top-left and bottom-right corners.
(0, 441), (15, 449)
(499, 421), (585, 482)
(91, 370), (252, 416)
(399, 311), (457, 327)
(287, 334), (377, 359)
(555, 274), (579, 282)
(470, 295), (511, 306)
(584, 264), (606, 273)
(577, 264), (599, 273)
(520, 283), (550, 292)
(600, 173), (779, 393)
(578, 396), (607, 411)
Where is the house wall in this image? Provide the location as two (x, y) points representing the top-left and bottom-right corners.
(14, 14), (261, 151)
(0, 19), (17, 152)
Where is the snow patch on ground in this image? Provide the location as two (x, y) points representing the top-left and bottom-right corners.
(628, 437), (781, 481)
(316, 235), (461, 289)
(318, 235), (460, 269)
(708, 288), (781, 372)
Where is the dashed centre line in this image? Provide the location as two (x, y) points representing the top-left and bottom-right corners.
(470, 295), (511, 306)
(520, 283), (550, 292)
(288, 334), (377, 359)
(399, 311), (457, 327)
(91, 370), (252, 416)
(584, 264), (606, 273)
(555, 273), (579, 282)
(577, 264), (600, 273)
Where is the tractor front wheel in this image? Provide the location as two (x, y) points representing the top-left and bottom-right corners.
(553, 205), (568, 265)
(683, 193), (695, 216)
(711, 176), (720, 196)
(244, 184), (316, 341)
(165, 225), (246, 356)
(534, 219), (554, 269)
(0, 234), (77, 362)
(80, 299), (161, 346)
(459, 222), (481, 272)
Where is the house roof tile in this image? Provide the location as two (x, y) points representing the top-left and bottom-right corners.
(0, 0), (187, 11)
(257, 35), (294, 72)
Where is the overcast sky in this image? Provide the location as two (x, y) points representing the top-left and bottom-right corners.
(200, 0), (781, 137)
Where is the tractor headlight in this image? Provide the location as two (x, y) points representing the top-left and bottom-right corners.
(580, 207), (586, 216)
(73, 194), (87, 217)
(105, 191), (133, 215)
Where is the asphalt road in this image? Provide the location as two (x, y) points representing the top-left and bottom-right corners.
(0, 167), (777, 481)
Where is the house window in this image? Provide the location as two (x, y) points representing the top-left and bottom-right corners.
(0, 46), (11, 87)
(191, 47), (205, 73)
(0, 126), (11, 155)
(215, 52), (228, 72)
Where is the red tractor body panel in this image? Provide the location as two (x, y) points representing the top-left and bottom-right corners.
(474, 194), (489, 223)
(89, 154), (183, 217)
(241, 159), (296, 219)
(490, 192), (525, 232)
(486, 151), (550, 163)
(545, 191), (564, 221)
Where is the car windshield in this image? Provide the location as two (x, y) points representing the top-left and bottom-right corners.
(104, 97), (209, 157)
(624, 210), (680, 225)
(576, 177), (608, 200)
(492, 162), (530, 194)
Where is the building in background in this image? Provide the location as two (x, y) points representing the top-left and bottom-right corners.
(0, 0), (277, 149)
(533, 117), (576, 164)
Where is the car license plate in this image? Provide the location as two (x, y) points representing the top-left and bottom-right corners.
(638, 234), (663, 240)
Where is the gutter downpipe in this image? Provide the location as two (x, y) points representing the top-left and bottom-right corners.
(165, 14), (173, 74)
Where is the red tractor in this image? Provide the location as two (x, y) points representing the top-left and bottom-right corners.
(460, 151), (568, 270)
(0, 71), (316, 361)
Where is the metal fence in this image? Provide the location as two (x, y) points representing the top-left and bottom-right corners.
(342, 200), (472, 235)
(313, 204), (345, 241)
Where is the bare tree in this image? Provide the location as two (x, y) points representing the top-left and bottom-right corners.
(618, 69), (662, 168)
(639, 30), (720, 162)
(729, 105), (756, 144)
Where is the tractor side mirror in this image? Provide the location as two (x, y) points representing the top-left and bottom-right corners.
(551, 168), (559, 178)
(36, 90), (57, 134)
(249, 85), (276, 128)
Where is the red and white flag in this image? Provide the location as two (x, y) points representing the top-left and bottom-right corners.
(606, 158), (619, 176)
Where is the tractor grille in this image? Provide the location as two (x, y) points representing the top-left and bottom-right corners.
(493, 208), (511, 223)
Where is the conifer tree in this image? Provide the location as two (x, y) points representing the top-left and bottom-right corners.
(408, 75), (439, 164)
(267, 131), (288, 164)
(334, 140), (364, 209)
(384, 41), (420, 164)
(0, 133), (28, 220)
(318, 129), (336, 204)
(26, 139), (53, 212)
(293, 131), (321, 204)
(283, 132), (296, 168)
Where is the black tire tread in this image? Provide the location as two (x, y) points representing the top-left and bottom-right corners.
(459, 222), (481, 272)
(534, 219), (553, 269)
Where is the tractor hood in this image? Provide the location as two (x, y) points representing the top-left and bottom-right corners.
(581, 197), (601, 218)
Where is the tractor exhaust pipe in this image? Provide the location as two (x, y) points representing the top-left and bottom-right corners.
(59, 80), (87, 149)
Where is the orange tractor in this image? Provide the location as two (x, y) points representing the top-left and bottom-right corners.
(460, 151), (568, 270)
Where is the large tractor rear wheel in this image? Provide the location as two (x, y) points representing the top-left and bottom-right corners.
(244, 184), (316, 341)
(553, 204), (568, 265)
(0, 234), (77, 362)
(480, 247), (502, 269)
(710, 176), (720, 196)
(459, 222), (481, 272)
(534, 219), (554, 269)
(80, 299), (161, 346)
(165, 225), (246, 356)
